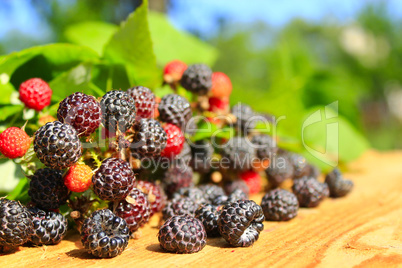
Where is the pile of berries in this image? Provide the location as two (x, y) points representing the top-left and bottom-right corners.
(0, 61), (353, 257)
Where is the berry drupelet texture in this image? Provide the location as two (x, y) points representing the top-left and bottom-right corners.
(158, 94), (192, 129)
(198, 184), (226, 204)
(109, 188), (151, 233)
(158, 215), (207, 254)
(57, 92), (102, 137)
(0, 127), (31, 159)
(100, 90), (136, 133)
(34, 121), (82, 170)
(64, 164), (93, 193)
(180, 64), (212, 96)
(130, 119), (167, 159)
(29, 207), (68, 245)
(194, 204), (221, 237)
(0, 199), (33, 249)
(81, 209), (129, 258)
(29, 168), (70, 210)
(127, 86), (155, 120)
(19, 78), (52, 111)
(292, 177), (329, 208)
(261, 189), (298, 221)
(92, 158), (135, 201)
(218, 200), (264, 247)
(161, 123), (185, 158)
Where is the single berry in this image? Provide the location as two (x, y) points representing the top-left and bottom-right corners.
(109, 188), (151, 233)
(29, 168), (70, 210)
(127, 86), (155, 120)
(289, 153), (309, 178)
(38, 114), (56, 126)
(261, 189), (298, 221)
(197, 184), (226, 204)
(0, 127), (31, 159)
(251, 134), (277, 160)
(239, 170), (262, 194)
(29, 207), (68, 245)
(265, 154), (294, 187)
(92, 158), (135, 201)
(325, 168), (354, 197)
(81, 209), (129, 258)
(162, 197), (198, 221)
(0, 199), (33, 249)
(218, 200), (264, 247)
(221, 137), (255, 171)
(161, 123), (185, 158)
(135, 180), (166, 216)
(172, 187), (207, 205)
(223, 180), (250, 197)
(57, 92), (102, 137)
(294, 164), (320, 180)
(231, 103), (256, 134)
(208, 96), (229, 113)
(195, 204), (221, 237)
(181, 64), (212, 96)
(158, 215), (206, 254)
(100, 90), (136, 133)
(64, 164), (93, 193)
(19, 78), (52, 111)
(292, 177), (329, 208)
(163, 60), (187, 84)
(158, 94), (192, 129)
(34, 121), (82, 170)
(130, 119), (167, 159)
(211, 72), (232, 98)
(190, 140), (214, 173)
(162, 164), (194, 199)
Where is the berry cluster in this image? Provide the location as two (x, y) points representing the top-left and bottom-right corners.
(0, 59), (353, 258)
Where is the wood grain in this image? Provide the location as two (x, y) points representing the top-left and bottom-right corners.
(1, 150), (401, 268)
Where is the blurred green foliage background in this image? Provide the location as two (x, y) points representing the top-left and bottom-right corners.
(0, 0), (401, 173)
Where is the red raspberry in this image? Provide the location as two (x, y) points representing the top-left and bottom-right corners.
(161, 123), (185, 158)
(240, 170), (262, 194)
(163, 60), (187, 84)
(64, 164), (93, 193)
(19, 78), (52, 111)
(0, 127), (31, 159)
(211, 72), (232, 98)
(208, 97), (229, 112)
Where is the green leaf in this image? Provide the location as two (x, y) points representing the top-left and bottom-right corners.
(148, 12), (219, 67)
(6, 177), (29, 202)
(103, 0), (161, 88)
(0, 159), (25, 193)
(49, 63), (94, 101)
(301, 104), (369, 171)
(0, 82), (15, 104)
(0, 44), (99, 88)
(191, 121), (219, 142)
(64, 21), (119, 56)
(0, 105), (23, 121)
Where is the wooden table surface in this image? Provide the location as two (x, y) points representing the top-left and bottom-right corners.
(1, 150), (402, 268)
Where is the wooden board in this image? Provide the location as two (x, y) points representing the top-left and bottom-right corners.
(1, 150), (402, 268)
